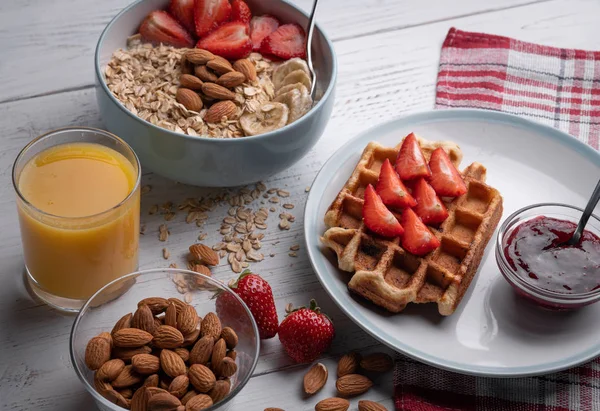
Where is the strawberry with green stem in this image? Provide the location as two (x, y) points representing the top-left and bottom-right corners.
(278, 299), (335, 363)
(223, 270), (279, 339)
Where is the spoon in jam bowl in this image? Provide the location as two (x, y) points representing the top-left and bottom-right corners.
(305, 0), (321, 101)
(565, 178), (600, 246)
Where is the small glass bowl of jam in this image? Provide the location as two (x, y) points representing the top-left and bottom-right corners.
(496, 203), (600, 310)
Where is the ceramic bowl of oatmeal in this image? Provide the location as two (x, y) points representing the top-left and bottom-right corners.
(95, 0), (336, 187)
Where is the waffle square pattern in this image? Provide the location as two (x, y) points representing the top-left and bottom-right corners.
(321, 136), (503, 315)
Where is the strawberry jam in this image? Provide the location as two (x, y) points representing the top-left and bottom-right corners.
(504, 216), (600, 294)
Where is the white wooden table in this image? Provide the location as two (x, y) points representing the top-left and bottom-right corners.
(1, 1), (599, 409)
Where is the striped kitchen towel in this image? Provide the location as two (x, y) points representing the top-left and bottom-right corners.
(393, 28), (600, 411)
(435, 27), (600, 149)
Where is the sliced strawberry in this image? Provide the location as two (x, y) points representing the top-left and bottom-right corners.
(139, 10), (194, 48)
(401, 208), (441, 256)
(429, 148), (468, 197)
(231, 0), (252, 23)
(376, 159), (417, 209)
(194, 0), (232, 37)
(362, 184), (404, 238)
(249, 15), (280, 51)
(395, 133), (431, 181)
(260, 23), (306, 59)
(169, 0), (195, 33)
(412, 178), (449, 225)
(196, 22), (252, 60)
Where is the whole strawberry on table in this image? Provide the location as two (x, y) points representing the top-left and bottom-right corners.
(138, 0), (308, 60)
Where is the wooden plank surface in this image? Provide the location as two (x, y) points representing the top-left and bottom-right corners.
(1, 0), (599, 409)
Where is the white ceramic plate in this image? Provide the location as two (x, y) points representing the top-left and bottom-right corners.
(304, 109), (600, 377)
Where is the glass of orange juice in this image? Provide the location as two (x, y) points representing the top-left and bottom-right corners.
(12, 127), (141, 312)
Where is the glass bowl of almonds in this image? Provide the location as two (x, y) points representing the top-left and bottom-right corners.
(70, 268), (259, 411)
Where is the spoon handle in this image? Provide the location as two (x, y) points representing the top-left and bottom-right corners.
(571, 178), (600, 244)
(305, 0), (320, 99)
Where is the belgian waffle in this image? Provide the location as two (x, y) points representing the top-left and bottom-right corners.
(321, 136), (503, 315)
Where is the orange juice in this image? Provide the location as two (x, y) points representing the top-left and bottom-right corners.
(16, 141), (140, 303)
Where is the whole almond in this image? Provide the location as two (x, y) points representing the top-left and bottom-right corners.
(139, 297), (170, 315)
(227, 350), (237, 361)
(168, 298), (187, 315)
(112, 312), (133, 335)
(113, 345), (152, 361)
(147, 391), (181, 411)
(165, 303), (178, 328)
(112, 365), (142, 388)
(113, 328), (154, 348)
(181, 390), (198, 405)
(315, 397), (350, 411)
(194, 65), (218, 83)
(153, 325), (184, 349)
(169, 375), (189, 398)
(146, 387), (169, 397)
(188, 364), (216, 393)
(133, 304), (157, 335)
(174, 347), (190, 362)
(132, 354), (161, 375)
(189, 244), (220, 266)
(360, 352), (393, 373)
(204, 101), (237, 123)
(358, 400), (388, 411)
(185, 394), (213, 411)
(336, 374), (372, 397)
(201, 83), (236, 101)
(98, 332), (113, 346)
(200, 312), (221, 341)
(176, 88), (203, 112)
(130, 386), (148, 411)
(337, 352), (360, 377)
(216, 71), (246, 88)
(85, 336), (111, 370)
(97, 358), (125, 381)
(182, 323), (201, 346)
(185, 49), (215, 65)
(119, 388), (134, 399)
(161, 349), (187, 377)
(304, 363), (328, 395)
(96, 378), (130, 408)
(154, 317), (164, 329)
(215, 357), (237, 378)
(190, 263), (212, 278)
(233, 59), (257, 82)
(177, 304), (199, 335)
(144, 374), (160, 388)
(211, 338), (227, 366)
(265, 408), (285, 411)
(220, 327), (238, 349)
(207, 56), (234, 75)
(208, 379), (230, 404)
(180, 74), (203, 90)
(190, 335), (214, 365)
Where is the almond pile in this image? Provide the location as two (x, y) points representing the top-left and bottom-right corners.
(177, 49), (257, 124)
(84, 297), (239, 410)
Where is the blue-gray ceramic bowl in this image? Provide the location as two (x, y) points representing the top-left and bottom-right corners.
(95, 0), (336, 187)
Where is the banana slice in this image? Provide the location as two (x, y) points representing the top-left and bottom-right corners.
(240, 102), (289, 136)
(275, 82), (309, 97)
(273, 87), (313, 124)
(278, 69), (312, 92)
(272, 58), (310, 90)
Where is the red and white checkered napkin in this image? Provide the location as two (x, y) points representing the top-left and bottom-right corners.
(393, 28), (600, 411)
(436, 27), (600, 149)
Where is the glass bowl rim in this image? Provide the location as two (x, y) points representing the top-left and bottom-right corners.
(69, 268), (260, 410)
(496, 202), (600, 303)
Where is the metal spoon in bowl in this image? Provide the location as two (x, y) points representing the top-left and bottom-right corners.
(305, 0), (321, 101)
(565, 178), (600, 245)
